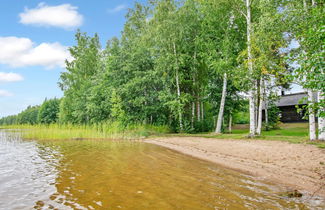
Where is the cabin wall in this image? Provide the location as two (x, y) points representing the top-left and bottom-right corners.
(279, 106), (307, 123)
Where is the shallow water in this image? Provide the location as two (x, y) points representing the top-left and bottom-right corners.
(0, 130), (324, 209)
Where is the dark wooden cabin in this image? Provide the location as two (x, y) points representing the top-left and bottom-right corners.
(274, 92), (317, 123)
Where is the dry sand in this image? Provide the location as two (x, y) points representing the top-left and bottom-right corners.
(145, 137), (325, 197)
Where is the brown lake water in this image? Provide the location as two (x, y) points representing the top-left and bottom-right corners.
(0, 130), (324, 209)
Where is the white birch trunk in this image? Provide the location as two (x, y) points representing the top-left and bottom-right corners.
(318, 92), (325, 140)
(257, 79), (264, 135)
(246, 0), (256, 137)
(197, 99), (201, 121)
(264, 80), (269, 129)
(191, 101), (195, 129)
(201, 101), (204, 120)
(308, 89), (316, 140)
(215, 73), (227, 133)
(176, 68), (183, 131)
(303, 0), (307, 10)
(192, 75), (196, 127)
(255, 87), (259, 132)
(265, 98), (269, 130)
(173, 42), (183, 131)
(228, 114), (232, 133)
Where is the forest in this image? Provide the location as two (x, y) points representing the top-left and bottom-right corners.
(0, 0), (324, 139)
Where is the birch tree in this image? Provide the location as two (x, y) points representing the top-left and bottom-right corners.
(308, 90), (317, 140)
(232, 0), (258, 136)
(59, 31), (102, 124)
(215, 73), (227, 133)
(284, 0), (324, 140)
(199, 0), (245, 133)
(245, 0), (257, 137)
(256, 79), (264, 135)
(319, 92), (325, 140)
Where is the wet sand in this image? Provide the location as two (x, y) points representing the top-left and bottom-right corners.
(145, 137), (325, 197)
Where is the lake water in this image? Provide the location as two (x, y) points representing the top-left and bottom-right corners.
(0, 130), (324, 209)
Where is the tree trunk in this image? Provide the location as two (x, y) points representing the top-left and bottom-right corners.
(173, 42), (183, 131)
(191, 101), (195, 129)
(318, 92), (325, 140)
(176, 68), (183, 131)
(265, 98), (269, 130)
(197, 98), (201, 121)
(264, 80), (269, 129)
(228, 114), (232, 133)
(312, 0), (316, 6)
(246, 0), (256, 137)
(201, 101), (204, 120)
(257, 79), (264, 135)
(303, 0), (307, 10)
(215, 73), (227, 133)
(308, 89), (316, 140)
(192, 74), (196, 128)
(255, 85), (259, 132)
(144, 92), (148, 124)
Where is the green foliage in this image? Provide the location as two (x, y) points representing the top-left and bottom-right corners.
(234, 112), (250, 125)
(38, 98), (60, 124)
(18, 106), (40, 125)
(0, 105), (39, 125)
(266, 104), (281, 130)
(0, 115), (17, 125)
(58, 30), (103, 124)
(284, 0), (325, 115)
(1, 0), (323, 137)
(110, 89), (125, 122)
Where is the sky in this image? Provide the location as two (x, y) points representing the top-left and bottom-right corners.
(0, 0), (146, 117)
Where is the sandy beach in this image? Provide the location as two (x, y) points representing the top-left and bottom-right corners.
(146, 137), (325, 197)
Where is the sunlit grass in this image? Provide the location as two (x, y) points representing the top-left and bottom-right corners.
(163, 123), (325, 148)
(226, 123), (324, 148)
(1, 122), (170, 140)
(1, 122), (323, 148)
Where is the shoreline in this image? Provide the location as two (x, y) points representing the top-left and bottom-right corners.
(145, 137), (325, 197)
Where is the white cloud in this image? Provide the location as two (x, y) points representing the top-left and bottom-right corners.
(0, 90), (13, 97)
(0, 36), (71, 69)
(0, 72), (24, 82)
(19, 3), (83, 29)
(108, 4), (127, 14)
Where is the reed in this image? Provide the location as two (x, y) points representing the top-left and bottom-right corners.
(1, 122), (170, 140)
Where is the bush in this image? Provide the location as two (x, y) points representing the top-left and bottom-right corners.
(233, 111), (250, 124)
(265, 104), (281, 130)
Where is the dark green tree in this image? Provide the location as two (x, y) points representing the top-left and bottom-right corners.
(38, 98), (60, 124)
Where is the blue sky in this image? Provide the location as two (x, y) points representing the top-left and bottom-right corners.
(0, 0), (146, 117)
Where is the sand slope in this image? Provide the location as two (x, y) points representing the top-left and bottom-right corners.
(145, 137), (325, 197)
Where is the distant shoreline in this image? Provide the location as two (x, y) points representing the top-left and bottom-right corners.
(145, 137), (325, 198)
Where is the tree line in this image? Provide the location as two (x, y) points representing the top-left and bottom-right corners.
(1, 0), (324, 140)
(0, 98), (60, 125)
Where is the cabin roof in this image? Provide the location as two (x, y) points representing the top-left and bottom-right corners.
(276, 92), (317, 107)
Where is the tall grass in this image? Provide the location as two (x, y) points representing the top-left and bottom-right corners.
(2, 122), (323, 148)
(1, 122), (171, 140)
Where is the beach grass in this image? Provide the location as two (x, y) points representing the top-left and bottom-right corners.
(1, 122), (171, 140)
(1, 122), (324, 148)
